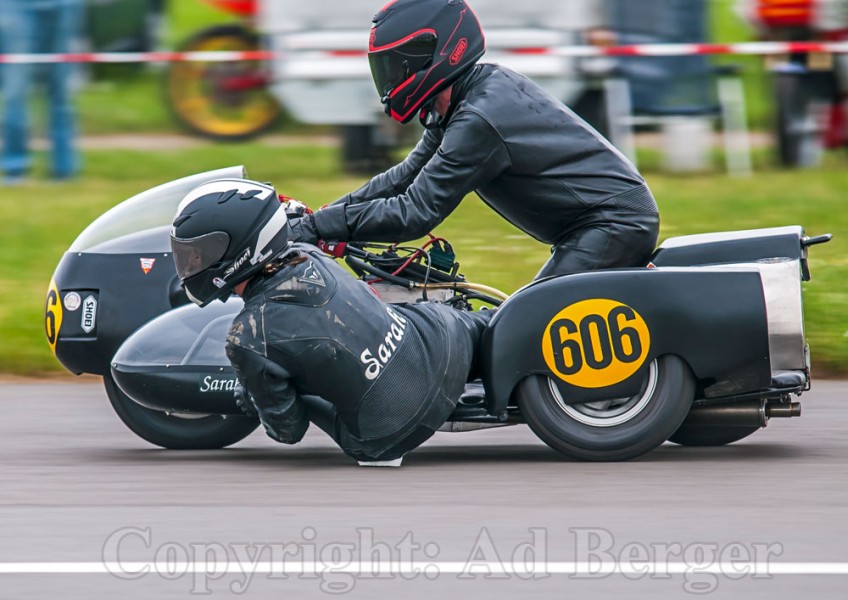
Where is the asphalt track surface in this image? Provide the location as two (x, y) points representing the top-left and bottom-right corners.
(1, 378), (846, 598)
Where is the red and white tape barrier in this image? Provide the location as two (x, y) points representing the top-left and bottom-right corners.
(0, 41), (847, 64)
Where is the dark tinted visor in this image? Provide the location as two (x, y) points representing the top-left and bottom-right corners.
(369, 33), (436, 95)
(171, 231), (230, 279)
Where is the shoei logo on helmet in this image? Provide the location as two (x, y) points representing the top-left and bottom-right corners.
(449, 38), (468, 65)
(542, 299), (651, 389)
(224, 248), (251, 279)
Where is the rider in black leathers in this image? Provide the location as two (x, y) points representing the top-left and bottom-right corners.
(224, 244), (491, 463)
(170, 179), (491, 465)
(290, 0), (659, 279)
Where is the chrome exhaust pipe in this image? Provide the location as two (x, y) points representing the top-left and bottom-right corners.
(766, 401), (802, 418)
(683, 399), (801, 428)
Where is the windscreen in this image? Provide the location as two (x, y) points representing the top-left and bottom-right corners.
(69, 166), (247, 254)
(112, 301), (243, 368)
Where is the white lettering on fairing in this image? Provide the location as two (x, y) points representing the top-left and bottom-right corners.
(200, 375), (238, 393)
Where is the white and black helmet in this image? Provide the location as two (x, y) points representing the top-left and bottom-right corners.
(170, 178), (291, 307)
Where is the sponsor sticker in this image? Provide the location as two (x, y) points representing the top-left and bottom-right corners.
(542, 299), (650, 388)
(298, 262), (326, 288)
(81, 295), (97, 334)
(44, 279), (63, 354)
(63, 291), (81, 311)
(224, 249), (252, 279)
(450, 38), (468, 65)
(140, 258), (156, 274)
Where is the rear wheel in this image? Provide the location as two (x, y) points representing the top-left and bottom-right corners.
(517, 356), (694, 461)
(165, 25), (280, 140)
(104, 374), (259, 449)
(669, 424), (760, 447)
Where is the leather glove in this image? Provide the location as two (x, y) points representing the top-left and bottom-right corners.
(288, 215), (319, 245)
(317, 240), (348, 258)
(233, 382), (258, 418)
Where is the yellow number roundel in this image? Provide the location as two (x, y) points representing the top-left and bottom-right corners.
(542, 299), (650, 389)
(44, 279), (63, 354)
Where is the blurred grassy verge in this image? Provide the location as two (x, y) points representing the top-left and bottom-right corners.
(1, 143), (845, 376)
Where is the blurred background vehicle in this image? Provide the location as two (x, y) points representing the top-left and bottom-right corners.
(154, 0), (845, 172)
(164, 0), (615, 172)
(738, 0), (848, 167)
(86, 0), (166, 52)
(164, 0), (282, 141)
(261, 0), (614, 172)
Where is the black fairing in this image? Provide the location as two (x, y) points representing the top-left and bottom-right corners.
(111, 301), (243, 414)
(651, 227), (804, 267)
(479, 267), (771, 415)
(51, 249), (188, 375)
(45, 165), (247, 376)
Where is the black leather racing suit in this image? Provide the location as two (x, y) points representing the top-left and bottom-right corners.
(291, 63), (659, 279)
(225, 244), (492, 462)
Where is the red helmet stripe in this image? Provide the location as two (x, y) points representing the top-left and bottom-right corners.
(369, 28), (437, 52)
(390, 77), (446, 122)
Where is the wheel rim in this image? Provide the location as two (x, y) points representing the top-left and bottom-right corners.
(169, 34), (279, 138)
(547, 360), (658, 427)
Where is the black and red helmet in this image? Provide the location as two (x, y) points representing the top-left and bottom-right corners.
(368, 0), (485, 124)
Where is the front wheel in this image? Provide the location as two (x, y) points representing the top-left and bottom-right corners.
(517, 356), (694, 461)
(104, 375), (259, 449)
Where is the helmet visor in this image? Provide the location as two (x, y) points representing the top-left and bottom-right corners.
(171, 231), (230, 279)
(369, 33), (436, 96)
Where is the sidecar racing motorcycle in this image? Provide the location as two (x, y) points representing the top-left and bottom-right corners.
(44, 166), (831, 460)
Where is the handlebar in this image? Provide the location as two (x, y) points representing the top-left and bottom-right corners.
(340, 240), (508, 307)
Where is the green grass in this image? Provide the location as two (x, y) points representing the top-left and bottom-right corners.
(2, 142), (846, 376)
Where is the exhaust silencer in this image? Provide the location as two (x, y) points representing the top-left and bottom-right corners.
(683, 399), (801, 428)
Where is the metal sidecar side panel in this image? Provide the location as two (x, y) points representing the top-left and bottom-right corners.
(111, 301), (245, 415)
(651, 225), (806, 267)
(480, 265), (782, 415)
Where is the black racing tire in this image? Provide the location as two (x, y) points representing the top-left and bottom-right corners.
(517, 355), (694, 461)
(104, 374), (259, 450)
(668, 424), (760, 447)
(164, 24), (280, 141)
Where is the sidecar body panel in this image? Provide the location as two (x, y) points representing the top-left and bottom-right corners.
(651, 225), (806, 267)
(111, 301), (245, 415)
(480, 263), (801, 414)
